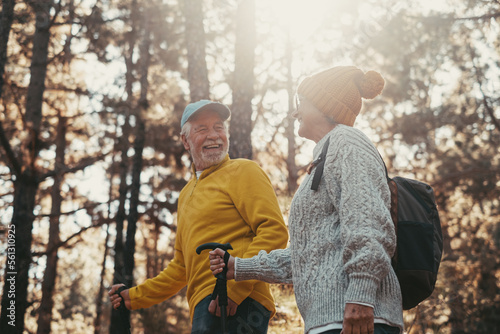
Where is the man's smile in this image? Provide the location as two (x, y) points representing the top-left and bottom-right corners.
(204, 144), (222, 149)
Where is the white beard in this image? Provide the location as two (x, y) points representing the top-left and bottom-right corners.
(200, 147), (227, 166)
(190, 140), (229, 170)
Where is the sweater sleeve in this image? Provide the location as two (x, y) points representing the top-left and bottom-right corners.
(324, 132), (395, 307)
(235, 248), (293, 284)
(128, 249), (187, 310)
(226, 161), (289, 303)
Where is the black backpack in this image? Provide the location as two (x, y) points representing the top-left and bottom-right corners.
(310, 139), (443, 310)
(383, 165), (443, 310)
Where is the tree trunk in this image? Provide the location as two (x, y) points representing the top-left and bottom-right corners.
(110, 2), (138, 332)
(183, 0), (210, 101)
(141, 218), (168, 334)
(36, 114), (66, 334)
(36, 0), (76, 327)
(229, 0), (255, 159)
(124, 8), (149, 288)
(94, 224), (111, 334)
(0, 1), (52, 332)
(0, 174), (38, 334)
(0, 0), (15, 97)
(109, 112), (131, 334)
(285, 32), (298, 194)
(94, 155), (116, 334)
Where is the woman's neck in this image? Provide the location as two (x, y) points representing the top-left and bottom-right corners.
(310, 122), (337, 143)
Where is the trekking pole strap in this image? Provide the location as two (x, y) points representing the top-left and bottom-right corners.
(210, 249), (231, 305)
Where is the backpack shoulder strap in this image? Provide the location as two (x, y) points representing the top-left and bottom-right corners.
(311, 137), (330, 191)
(377, 151), (399, 267)
(378, 151), (390, 182)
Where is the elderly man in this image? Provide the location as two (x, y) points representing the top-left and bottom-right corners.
(109, 100), (288, 334)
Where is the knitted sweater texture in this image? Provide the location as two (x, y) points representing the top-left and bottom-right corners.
(236, 125), (404, 333)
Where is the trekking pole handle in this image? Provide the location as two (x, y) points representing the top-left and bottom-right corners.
(196, 242), (232, 280)
(196, 242), (233, 254)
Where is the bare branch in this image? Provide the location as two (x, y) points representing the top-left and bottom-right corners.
(32, 219), (108, 257)
(44, 85), (89, 95)
(452, 12), (500, 21)
(411, 11), (500, 22)
(39, 151), (110, 180)
(37, 201), (108, 218)
(0, 119), (22, 176)
(0, 189), (14, 197)
(432, 167), (500, 187)
(468, 45), (500, 132)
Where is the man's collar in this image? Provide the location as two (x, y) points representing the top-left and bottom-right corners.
(191, 154), (230, 179)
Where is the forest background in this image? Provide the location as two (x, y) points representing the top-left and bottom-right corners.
(0, 0), (499, 333)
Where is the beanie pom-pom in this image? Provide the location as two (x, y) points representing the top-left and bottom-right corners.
(357, 71), (385, 99)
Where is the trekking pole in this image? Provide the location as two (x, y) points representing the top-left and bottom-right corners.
(114, 286), (132, 334)
(196, 242), (233, 334)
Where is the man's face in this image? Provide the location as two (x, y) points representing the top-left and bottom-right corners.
(181, 110), (229, 171)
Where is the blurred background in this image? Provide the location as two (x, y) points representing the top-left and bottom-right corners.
(0, 0), (499, 333)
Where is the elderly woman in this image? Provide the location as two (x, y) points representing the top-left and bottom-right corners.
(209, 66), (404, 334)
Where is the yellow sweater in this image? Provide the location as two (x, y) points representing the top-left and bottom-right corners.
(128, 155), (288, 321)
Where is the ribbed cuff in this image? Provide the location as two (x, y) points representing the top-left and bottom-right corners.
(235, 257), (260, 281)
(344, 274), (380, 307)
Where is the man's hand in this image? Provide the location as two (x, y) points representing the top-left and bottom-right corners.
(209, 248), (235, 280)
(108, 284), (132, 310)
(208, 296), (238, 317)
(341, 303), (374, 334)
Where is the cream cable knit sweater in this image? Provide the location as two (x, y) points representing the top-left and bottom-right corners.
(235, 125), (404, 333)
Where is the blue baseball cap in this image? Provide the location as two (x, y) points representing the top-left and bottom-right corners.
(180, 100), (231, 129)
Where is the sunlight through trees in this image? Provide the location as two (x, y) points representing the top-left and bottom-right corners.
(0, 0), (499, 333)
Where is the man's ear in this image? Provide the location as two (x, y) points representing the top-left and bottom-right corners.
(181, 134), (190, 151)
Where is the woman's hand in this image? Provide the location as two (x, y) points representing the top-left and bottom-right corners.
(209, 248), (235, 280)
(108, 284), (132, 310)
(341, 303), (374, 334)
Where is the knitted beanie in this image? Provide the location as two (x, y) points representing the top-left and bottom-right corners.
(297, 66), (385, 126)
